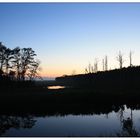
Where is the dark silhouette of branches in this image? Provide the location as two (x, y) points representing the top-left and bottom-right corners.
(116, 51), (124, 69)
(105, 55), (108, 71)
(0, 42), (6, 72)
(85, 63), (93, 74)
(12, 47), (21, 80)
(102, 58), (104, 71)
(4, 48), (14, 74)
(20, 48), (37, 80)
(93, 58), (98, 72)
(129, 51), (133, 67)
(102, 56), (108, 71)
(0, 42), (41, 82)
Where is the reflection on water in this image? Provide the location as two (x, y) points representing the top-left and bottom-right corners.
(48, 86), (65, 89)
(0, 115), (36, 136)
(1, 105), (140, 137)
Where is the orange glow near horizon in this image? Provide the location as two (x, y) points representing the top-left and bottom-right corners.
(39, 63), (85, 78)
(39, 67), (84, 78)
(39, 53), (140, 78)
(39, 70), (77, 78)
(39, 70), (64, 78)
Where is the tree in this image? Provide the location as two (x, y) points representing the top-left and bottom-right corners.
(13, 47), (40, 81)
(102, 56), (108, 71)
(20, 48), (38, 80)
(0, 43), (15, 75)
(0, 42), (41, 81)
(105, 55), (108, 71)
(102, 58), (104, 71)
(88, 63), (92, 73)
(0, 42), (6, 72)
(85, 63), (92, 74)
(4, 48), (14, 74)
(93, 58), (98, 72)
(129, 51), (133, 67)
(85, 68), (88, 74)
(12, 47), (21, 80)
(116, 51), (124, 69)
(27, 59), (41, 80)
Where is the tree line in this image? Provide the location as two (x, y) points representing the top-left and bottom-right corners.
(85, 51), (133, 74)
(0, 42), (41, 81)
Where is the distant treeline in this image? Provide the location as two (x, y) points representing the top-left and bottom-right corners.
(56, 66), (140, 91)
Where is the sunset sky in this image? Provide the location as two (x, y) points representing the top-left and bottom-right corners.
(1, 3), (140, 78)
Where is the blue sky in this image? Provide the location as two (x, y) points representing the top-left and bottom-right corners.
(1, 3), (140, 77)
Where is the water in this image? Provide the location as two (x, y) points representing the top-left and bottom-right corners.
(1, 105), (140, 137)
(47, 86), (65, 89)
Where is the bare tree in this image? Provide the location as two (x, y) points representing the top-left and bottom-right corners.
(94, 58), (99, 72)
(85, 63), (93, 74)
(105, 55), (108, 71)
(129, 51), (133, 67)
(102, 58), (104, 71)
(91, 66), (94, 73)
(116, 51), (124, 69)
(102, 56), (108, 71)
(88, 63), (92, 73)
(85, 68), (88, 74)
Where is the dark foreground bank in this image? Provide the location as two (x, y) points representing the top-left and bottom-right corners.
(0, 86), (140, 115)
(1, 66), (140, 115)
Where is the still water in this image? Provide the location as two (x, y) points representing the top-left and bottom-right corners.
(47, 86), (65, 89)
(1, 105), (140, 137)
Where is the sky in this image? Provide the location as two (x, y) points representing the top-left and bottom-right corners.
(1, 3), (140, 78)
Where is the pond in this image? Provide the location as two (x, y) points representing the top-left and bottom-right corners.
(1, 105), (140, 137)
(47, 86), (65, 89)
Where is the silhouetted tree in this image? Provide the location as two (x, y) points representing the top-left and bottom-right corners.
(12, 47), (21, 78)
(85, 63), (93, 74)
(129, 51), (133, 67)
(116, 51), (124, 69)
(85, 68), (88, 74)
(19, 48), (38, 80)
(0, 42), (41, 81)
(88, 63), (92, 73)
(94, 58), (98, 72)
(105, 55), (108, 71)
(4, 48), (14, 75)
(27, 59), (41, 80)
(102, 58), (104, 71)
(0, 42), (6, 72)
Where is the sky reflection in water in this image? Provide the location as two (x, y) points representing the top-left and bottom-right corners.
(2, 105), (140, 137)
